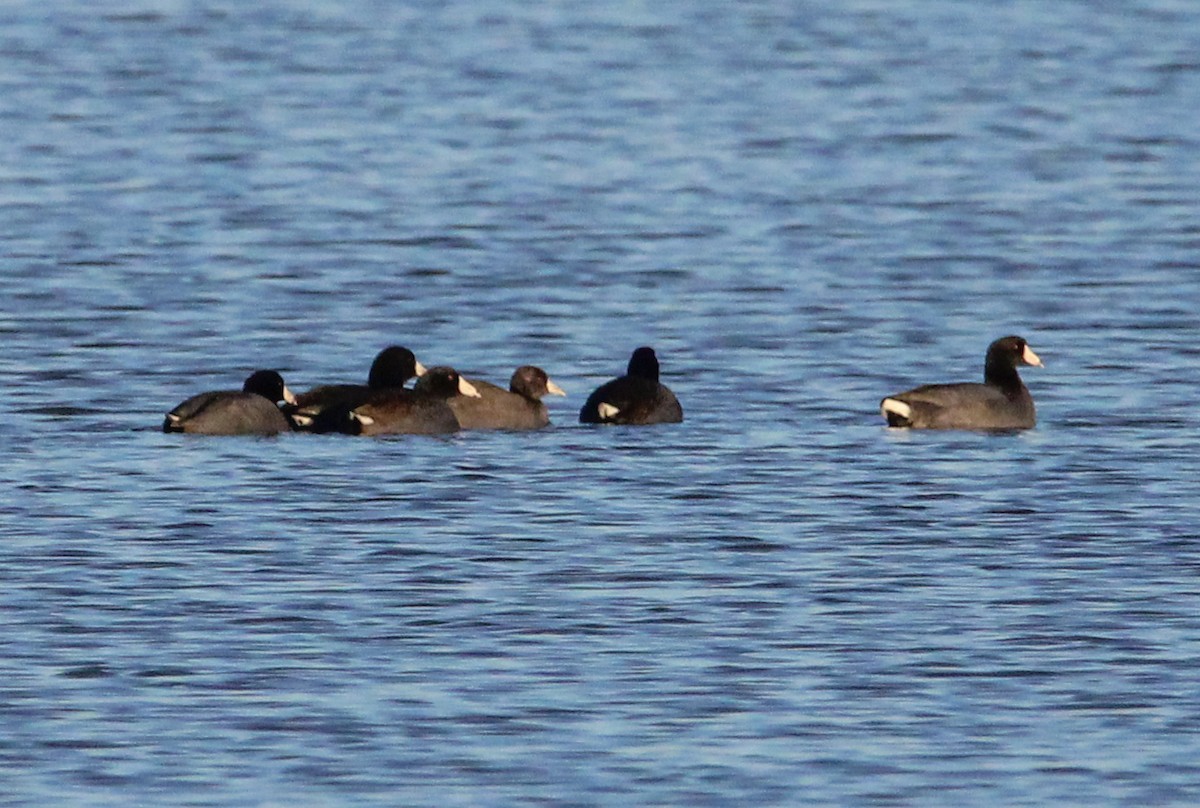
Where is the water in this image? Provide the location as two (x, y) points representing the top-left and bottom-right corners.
(3, 1), (1200, 804)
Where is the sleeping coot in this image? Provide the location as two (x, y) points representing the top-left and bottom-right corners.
(880, 335), (1043, 430)
(579, 347), (683, 425)
(449, 365), (566, 430)
(163, 370), (296, 436)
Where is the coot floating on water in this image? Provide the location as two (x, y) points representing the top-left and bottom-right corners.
(346, 366), (481, 436)
(579, 347), (683, 425)
(450, 365), (566, 430)
(289, 345), (426, 432)
(163, 370), (295, 436)
(880, 335), (1043, 430)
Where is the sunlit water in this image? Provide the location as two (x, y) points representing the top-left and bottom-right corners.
(2, 2), (1200, 805)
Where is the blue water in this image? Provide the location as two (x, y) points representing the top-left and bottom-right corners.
(3, 1), (1200, 805)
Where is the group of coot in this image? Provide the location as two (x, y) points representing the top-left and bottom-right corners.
(163, 346), (683, 436)
(163, 335), (1042, 436)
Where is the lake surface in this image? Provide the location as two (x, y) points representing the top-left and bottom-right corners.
(2, 1), (1200, 805)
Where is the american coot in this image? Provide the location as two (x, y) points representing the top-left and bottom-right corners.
(164, 370), (296, 436)
(880, 335), (1043, 430)
(449, 366), (566, 430)
(579, 347), (683, 425)
(345, 366), (481, 436)
(289, 345), (426, 432)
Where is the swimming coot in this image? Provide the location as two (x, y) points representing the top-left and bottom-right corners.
(579, 347), (683, 425)
(449, 366), (566, 430)
(163, 370), (295, 436)
(289, 345), (426, 432)
(345, 366), (481, 436)
(880, 335), (1043, 430)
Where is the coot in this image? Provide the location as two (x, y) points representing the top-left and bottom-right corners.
(163, 370), (295, 436)
(880, 335), (1043, 430)
(346, 366), (481, 436)
(290, 345), (426, 432)
(450, 365), (566, 430)
(579, 347), (683, 425)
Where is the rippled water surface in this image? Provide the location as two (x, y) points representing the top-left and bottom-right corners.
(3, 1), (1200, 805)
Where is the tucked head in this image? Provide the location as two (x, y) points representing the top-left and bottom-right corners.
(626, 347), (660, 381)
(369, 346), (427, 388)
(242, 370), (296, 405)
(510, 366), (566, 399)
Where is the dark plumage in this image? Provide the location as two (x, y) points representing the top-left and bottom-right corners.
(880, 335), (1043, 430)
(579, 347), (683, 425)
(345, 366), (481, 436)
(449, 366), (566, 430)
(289, 346), (425, 432)
(163, 370), (295, 436)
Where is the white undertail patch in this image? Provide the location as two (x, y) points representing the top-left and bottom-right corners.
(880, 398), (911, 421)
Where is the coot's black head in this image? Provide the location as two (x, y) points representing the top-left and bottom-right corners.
(987, 336), (1043, 369)
(984, 336), (1043, 388)
(368, 346), (426, 388)
(416, 366), (481, 398)
(242, 370), (296, 405)
(626, 347), (660, 382)
(510, 366), (567, 400)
